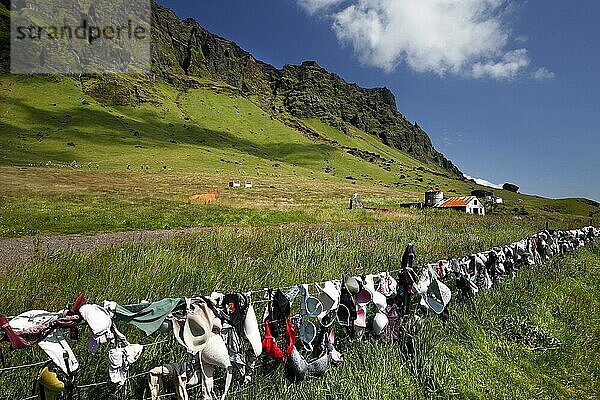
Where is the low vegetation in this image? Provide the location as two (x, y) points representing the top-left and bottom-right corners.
(1, 219), (598, 399)
(0, 74), (597, 238)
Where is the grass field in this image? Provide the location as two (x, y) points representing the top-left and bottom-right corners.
(1, 73), (599, 239)
(0, 219), (598, 399)
(0, 165), (595, 239)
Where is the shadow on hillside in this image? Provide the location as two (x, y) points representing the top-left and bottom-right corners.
(0, 117), (84, 164)
(1, 95), (333, 164)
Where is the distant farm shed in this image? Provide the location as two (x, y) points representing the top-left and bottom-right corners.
(503, 183), (519, 193)
(485, 195), (503, 204)
(435, 196), (485, 215)
(425, 188), (444, 207)
(349, 193), (364, 209)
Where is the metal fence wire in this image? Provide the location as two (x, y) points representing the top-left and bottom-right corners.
(1, 228), (596, 400)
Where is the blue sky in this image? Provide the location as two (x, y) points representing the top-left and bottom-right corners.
(159, 0), (599, 201)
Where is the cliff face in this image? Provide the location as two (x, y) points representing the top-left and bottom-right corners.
(150, 4), (463, 177)
(272, 62), (462, 176)
(151, 4), (276, 105)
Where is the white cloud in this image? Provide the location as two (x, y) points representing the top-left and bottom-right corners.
(464, 174), (503, 189)
(532, 67), (555, 81)
(514, 34), (528, 43)
(472, 49), (530, 80)
(297, 0), (548, 80)
(298, 0), (346, 15)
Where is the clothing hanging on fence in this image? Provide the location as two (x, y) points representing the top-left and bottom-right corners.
(396, 268), (415, 315)
(262, 316), (295, 360)
(148, 363), (188, 400)
(209, 292), (257, 379)
(265, 289), (291, 337)
(200, 334), (233, 400)
(419, 269), (452, 315)
(0, 294), (85, 351)
(221, 293), (249, 336)
(113, 298), (185, 336)
(315, 281), (341, 325)
(402, 243), (416, 269)
(243, 301), (262, 357)
(379, 303), (402, 343)
(364, 275), (387, 311)
(79, 304), (128, 354)
(296, 286), (318, 350)
(108, 344), (143, 385)
(8, 310), (79, 375)
(0, 226), (598, 400)
(170, 300), (233, 400)
(377, 272), (398, 297)
(220, 321), (246, 376)
(172, 301), (219, 355)
(337, 280), (356, 337)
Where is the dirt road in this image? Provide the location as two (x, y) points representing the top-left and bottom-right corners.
(0, 222), (374, 269)
(0, 227), (215, 269)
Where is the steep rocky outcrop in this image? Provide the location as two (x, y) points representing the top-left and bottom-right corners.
(150, 3), (463, 177)
(151, 5), (276, 106)
(272, 62), (462, 176)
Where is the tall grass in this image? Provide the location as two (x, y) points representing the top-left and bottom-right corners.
(1, 218), (598, 399)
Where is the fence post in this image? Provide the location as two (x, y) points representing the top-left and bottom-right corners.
(545, 221), (549, 231)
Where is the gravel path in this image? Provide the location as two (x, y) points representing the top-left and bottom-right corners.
(0, 222), (369, 269)
(0, 227), (215, 269)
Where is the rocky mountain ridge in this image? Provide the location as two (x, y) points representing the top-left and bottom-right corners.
(150, 2), (463, 177)
(0, 1), (462, 177)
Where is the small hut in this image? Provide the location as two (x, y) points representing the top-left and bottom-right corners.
(425, 188), (444, 207)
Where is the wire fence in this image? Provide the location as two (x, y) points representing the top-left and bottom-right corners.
(3, 227), (596, 400)
(0, 360), (47, 373)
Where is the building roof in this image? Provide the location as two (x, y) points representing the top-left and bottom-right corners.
(435, 196), (479, 208)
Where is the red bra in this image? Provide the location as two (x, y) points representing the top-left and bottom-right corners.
(262, 316), (296, 360)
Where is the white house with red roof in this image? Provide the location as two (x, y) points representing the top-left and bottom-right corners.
(434, 196), (485, 215)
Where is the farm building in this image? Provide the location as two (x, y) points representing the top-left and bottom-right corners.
(485, 195), (504, 204)
(425, 188), (444, 207)
(434, 196), (486, 215)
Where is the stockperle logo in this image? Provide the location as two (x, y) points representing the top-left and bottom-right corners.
(10, 0), (151, 74)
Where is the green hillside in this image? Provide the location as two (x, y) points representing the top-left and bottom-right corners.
(0, 73), (598, 238)
(0, 1), (598, 239)
(0, 74), (450, 184)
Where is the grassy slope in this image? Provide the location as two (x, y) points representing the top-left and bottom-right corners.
(0, 74), (453, 187)
(1, 74), (597, 238)
(0, 220), (598, 399)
